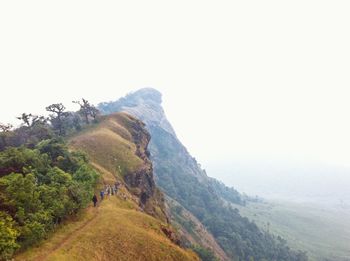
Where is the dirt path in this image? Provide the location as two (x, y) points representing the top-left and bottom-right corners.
(36, 206), (100, 261)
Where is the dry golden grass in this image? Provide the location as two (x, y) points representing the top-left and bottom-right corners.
(70, 128), (143, 178)
(17, 197), (198, 261)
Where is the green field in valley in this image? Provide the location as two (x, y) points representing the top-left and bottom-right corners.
(235, 200), (350, 261)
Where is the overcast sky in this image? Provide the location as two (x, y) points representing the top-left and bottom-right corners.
(1, 1), (350, 174)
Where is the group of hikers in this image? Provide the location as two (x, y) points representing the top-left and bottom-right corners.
(92, 182), (120, 207)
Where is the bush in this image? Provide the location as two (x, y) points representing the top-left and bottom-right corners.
(0, 139), (99, 258)
(0, 212), (19, 261)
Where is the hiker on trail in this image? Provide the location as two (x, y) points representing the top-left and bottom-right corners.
(104, 185), (110, 199)
(100, 190), (104, 200)
(92, 194), (98, 207)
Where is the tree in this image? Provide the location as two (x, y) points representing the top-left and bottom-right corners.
(0, 123), (13, 150)
(89, 106), (99, 122)
(16, 113), (32, 127)
(0, 140), (98, 258)
(16, 114), (48, 128)
(30, 115), (48, 127)
(0, 123), (13, 133)
(73, 99), (100, 124)
(0, 212), (19, 260)
(73, 99), (91, 124)
(46, 103), (67, 135)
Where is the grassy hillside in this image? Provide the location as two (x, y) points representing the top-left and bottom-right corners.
(235, 200), (350, 261)
(69, 113), (144, 179)
(70, 112), (167, 221)
(16, 196), (198, 261)
(15, 112), (198, 261)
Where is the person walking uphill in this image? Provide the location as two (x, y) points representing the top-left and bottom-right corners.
(92, 194), (98, 207)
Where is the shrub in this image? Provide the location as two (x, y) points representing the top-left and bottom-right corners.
(0, 139), (99, 258)
(0, 212), (19, 261)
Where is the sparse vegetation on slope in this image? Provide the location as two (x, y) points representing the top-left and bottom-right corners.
(168, 197), (229, 261)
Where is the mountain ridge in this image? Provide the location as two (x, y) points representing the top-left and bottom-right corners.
(99, 88), (308, 261)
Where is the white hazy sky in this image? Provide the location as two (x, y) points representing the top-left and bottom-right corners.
(1, 1), (350, 173)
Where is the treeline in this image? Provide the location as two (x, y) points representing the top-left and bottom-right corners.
(0, 99), (100, 260)
(0, 98), (99, 150)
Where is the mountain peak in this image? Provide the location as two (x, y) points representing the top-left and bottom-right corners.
(129, 87), (162, 105)
(99, 88), (176, 136)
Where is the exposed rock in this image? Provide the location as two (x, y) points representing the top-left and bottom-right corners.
(116, 114), (168, 222)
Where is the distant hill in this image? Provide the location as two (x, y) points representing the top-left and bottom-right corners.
(15, 112), (199, 261)
(99, 88), (308, 261)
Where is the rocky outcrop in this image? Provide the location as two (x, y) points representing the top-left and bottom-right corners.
(113, 114), (168, 222)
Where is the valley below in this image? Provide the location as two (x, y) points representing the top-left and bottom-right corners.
(233, 199), (350, 261)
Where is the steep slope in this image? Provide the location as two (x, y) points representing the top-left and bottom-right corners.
(166, 197), (229, 261)
(99, 88), (308, 261)
(16, 112), (199, 261)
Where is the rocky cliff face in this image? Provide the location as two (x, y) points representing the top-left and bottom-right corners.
(119, 115), (153, 202)
(121, 116), (167, 219)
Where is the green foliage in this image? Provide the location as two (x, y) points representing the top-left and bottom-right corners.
(73, 98), (100, 124)
(0, 101), (100, 151)
(208, 178), (245, 205)
(0, 146), (49, 177)
(0, 139), (98, 258)
(0, 212), (19, 261)
(191, 245), (219, 261)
